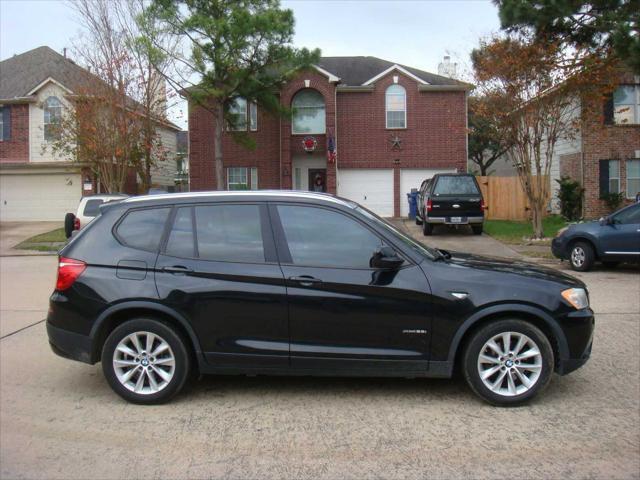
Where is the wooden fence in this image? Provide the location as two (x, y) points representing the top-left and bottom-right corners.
(475, 176), (549, 221)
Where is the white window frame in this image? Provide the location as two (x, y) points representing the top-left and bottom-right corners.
(43, 96), (62, 141)
(227, 167), (249, 190)
(249, 102), (258, 131)
(385, 84), (406, 129)
(250, 167), (258, 190)
(609, 159), (621, 194)
(292, 89), (326, 135)
(626, 159), (640, 199)
(613, 85), (640, 125)
(228, 98), (247, 131)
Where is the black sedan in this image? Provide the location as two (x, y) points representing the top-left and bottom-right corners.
(552, 203), (640, 271)
(47, 191), (594, 406)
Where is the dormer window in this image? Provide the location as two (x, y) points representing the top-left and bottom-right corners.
(44, 96), (62, 141)
(385, 85), (406, 129)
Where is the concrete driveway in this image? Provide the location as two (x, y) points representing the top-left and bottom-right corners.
(1, 253), (639, 478)
(0, 222), (61, 256)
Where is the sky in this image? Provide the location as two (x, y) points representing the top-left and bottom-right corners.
(0, 0), (501, 128)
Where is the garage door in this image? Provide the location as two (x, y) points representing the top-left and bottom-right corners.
(399, 168), (456, 217)
(338, 169), (394, 217)
(0, 173), (82, 221)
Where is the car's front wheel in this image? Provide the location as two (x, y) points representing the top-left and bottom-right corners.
(101, 318), (190, 404)
(569, 241), (595, 271)
(463, 319), (554, 406)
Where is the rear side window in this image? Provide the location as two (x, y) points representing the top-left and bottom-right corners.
(83, 199), (104, 217)
(116, 208), (170, 252)
(433, 176), (480, 195)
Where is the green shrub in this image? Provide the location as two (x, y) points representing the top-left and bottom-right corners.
(600, 192), (625, 213)
(555, 176), (584, 221)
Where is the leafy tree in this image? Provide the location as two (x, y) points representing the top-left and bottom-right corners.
(468, 95), (512, 176)
(141, 0), (320, 190)
(496, 0), (640, 73)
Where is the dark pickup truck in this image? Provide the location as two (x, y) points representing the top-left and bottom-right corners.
(416, 174), (485, 235)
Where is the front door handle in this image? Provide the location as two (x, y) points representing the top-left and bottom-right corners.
(161, 265), (193, 274)
(289, 275), (322, 287)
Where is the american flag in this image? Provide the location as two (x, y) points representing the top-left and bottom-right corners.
(327, 133), (337, 164)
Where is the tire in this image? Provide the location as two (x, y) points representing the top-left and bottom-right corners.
(472, 225), (483, 235)
(415, 215), (423, 226)
(101, 318), (191, 404)
(463, 319), (554, 406)
(423, 222), (433, 236)
(602, 261), (620, 268)
(569, 241), (595, 271)
(64, 213), (76, 239)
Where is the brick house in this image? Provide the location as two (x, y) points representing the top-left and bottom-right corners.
(550, 70), (640, 218)
(188, 57), (471, 217)
(0, 46), (183, 221)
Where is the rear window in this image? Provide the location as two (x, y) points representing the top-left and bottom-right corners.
(82, 199), (104, 217)
(116, 208), (170, 252)
(433, 176), (479, 195)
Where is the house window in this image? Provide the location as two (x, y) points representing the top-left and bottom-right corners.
(386, 84), (406, 129)
(44, 96), (62, 141)
(627, 159), (640, 199)
(292, 89), (325, 134)
(609, 160), (620, 194)
(613, 85), (640, 125)
(0, 106), (4, 141)
(227, 167), (249, 190)
(228, 97), (247, 131)
(249, 102), (258, 131)
(250, 167), (258, 190)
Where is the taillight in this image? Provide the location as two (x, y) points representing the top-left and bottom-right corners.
(480, 199), (486, 211)
(74, 217), (81, 230)
(426, 198), (433, 212)
(56, 257), (86, 291)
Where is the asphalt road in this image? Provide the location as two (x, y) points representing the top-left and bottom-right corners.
(1, 252), (639, 479)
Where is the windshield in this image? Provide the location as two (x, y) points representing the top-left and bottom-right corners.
(433, 176), (479, 195)
(355, 206), (437, 260)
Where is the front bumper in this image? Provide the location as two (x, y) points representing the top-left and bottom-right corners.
(556, 308), (594, 375)
(551, 236), (568, 259)
(426, 216), (484, 225)
(47, 321), (94, 364)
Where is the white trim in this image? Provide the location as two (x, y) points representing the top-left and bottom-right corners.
(362, 65), (430, 86)
(385, 84), (407, 129)
(604, 251), (640, 255)
(26, 77), (73, 96)
(312, 65), (340, 83)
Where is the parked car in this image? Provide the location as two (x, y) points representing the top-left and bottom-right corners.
(552, 203), (640, 271)
(64, 194), (128, 238)
(416, 174), (485, 236)
(48, 191), (593, 406)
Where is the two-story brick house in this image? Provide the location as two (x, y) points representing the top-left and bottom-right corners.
(0, 46), (183, 221)
(188, 56), (471, 217)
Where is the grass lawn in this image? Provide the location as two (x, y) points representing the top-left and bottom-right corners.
(15, 227), (66, 252)
(484, 215), (568, 245)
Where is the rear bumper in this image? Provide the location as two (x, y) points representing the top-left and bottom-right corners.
(426, 216), (484, 225)
(47, 321), (94, 365)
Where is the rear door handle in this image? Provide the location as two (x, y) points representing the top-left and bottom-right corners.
(161, 265), (193, 274)
(288, 275), (322, 287)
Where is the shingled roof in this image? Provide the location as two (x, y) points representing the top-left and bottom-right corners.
(317, 56), (468, 86)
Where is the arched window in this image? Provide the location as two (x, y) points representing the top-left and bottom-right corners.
(385, 85), (406, 129)
(44, 96), (62, 141)
(292, 89), (325, 134)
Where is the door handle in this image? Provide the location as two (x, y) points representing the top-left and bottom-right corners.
(288, 275), (322, 286)
(161, 265), (193, 274)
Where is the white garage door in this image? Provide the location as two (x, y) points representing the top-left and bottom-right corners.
(338, 169), (394, 217)
(399, 168), (456, 216)
(0, 173), (82, 221)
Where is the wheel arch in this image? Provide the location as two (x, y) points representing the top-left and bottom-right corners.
(567, 236), (600, 259)
(448, 304), (569, 373)
(89, 302), (204, 370)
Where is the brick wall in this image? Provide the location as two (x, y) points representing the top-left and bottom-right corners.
(0, 104), (29, 163)
(559, 153), (583, 183)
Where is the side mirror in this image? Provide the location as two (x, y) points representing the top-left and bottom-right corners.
(370, 246), (404, 270)
(599, 216), (612, 226)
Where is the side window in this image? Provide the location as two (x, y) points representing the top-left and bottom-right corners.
(82, 199), (104, 217)
(166, 207), (195, 258)
(195, 204), (265, 263)
(116, 208), (170, 252)
(612, 205), (640, 225)
(277, 205), (383, 268)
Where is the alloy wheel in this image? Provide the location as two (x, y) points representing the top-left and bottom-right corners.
(571, 247), (585, 268)
(477, 331), (543, 397)
(112, 331), (176, 395)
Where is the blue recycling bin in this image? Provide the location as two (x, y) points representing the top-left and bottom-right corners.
(407, 189), (418, 219)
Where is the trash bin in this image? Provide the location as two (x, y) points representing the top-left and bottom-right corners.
(407, 188), (418, 219)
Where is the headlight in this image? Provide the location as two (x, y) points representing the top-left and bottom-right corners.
(556, 227), (569, 238)
(561, 288), (589, 310)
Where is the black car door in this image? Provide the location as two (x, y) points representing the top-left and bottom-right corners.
(269, 203), (432, 374)
(155, 203), (289, 368)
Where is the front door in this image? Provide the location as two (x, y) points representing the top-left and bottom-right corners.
(155, 203), (289, 367)
(308, 169), (326, 193)
(270, 203), (432, 373)
(600, 204), (640, 256)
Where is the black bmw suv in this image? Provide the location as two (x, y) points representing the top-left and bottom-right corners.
(47, 191), (594, 405)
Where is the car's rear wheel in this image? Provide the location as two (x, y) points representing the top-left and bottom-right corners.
(569, 241), (595, 271)
(423, 222), (433, 236)
(472, 225), (483, 235)
(64, 213), (76, 239)
(463, 319), (553, 406)
(101, 318), (190, 404)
